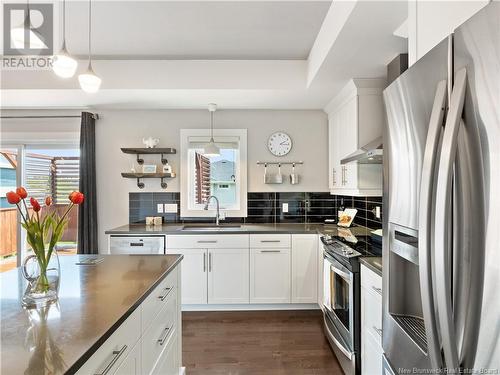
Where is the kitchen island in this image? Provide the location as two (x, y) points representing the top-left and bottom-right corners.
(0, 254), (183, 375)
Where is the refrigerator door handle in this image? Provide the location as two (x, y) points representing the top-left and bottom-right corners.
(418, 79), (447, 369)
(434, 68), (467, 371)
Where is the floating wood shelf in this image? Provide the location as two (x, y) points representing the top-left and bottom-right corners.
(121, 147), (176, 165)
(121, 172), (176, 189)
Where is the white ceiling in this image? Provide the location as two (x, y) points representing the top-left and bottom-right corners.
(65, 1), (331, 60)
(1, 1), (408, 110)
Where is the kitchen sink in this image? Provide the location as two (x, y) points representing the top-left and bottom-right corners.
(181, 224), (242, 231)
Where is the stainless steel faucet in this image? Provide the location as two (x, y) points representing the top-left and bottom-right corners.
(204, 195), (220, 225)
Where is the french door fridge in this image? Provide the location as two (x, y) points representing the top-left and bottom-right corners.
(382, 2), (499, 372)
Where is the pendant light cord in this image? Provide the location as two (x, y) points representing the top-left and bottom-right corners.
(88, 0), (92, 66)
(210, 111), (214, 139)
(62, 0), (66, 45)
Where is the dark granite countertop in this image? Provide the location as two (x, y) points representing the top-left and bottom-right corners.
(105, 222), (335, 235)
(0, 254), (183, 375)
(360, 256), (383, 276)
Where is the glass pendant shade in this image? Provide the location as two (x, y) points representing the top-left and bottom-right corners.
(52, 45), (78, 78)
(78, 64), (101, 93)
(204, 138), (220, 157)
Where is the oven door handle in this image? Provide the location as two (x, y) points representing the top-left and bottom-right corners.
(323, 315), (354, 360)
(324, 253), (353, 281)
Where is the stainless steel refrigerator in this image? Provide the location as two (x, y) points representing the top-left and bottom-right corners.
(382, 3), (499, 373)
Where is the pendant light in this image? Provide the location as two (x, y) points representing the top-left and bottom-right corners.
(78, 0), (101, 93)
(203, 103), (220, 157)
(11, 0), (47, 50)
(52, 0), (77, 78)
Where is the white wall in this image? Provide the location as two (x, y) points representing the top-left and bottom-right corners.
(408, 0), (489, 65)
(95, 109), (327, 246)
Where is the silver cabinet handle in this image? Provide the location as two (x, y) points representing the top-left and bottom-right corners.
(261, 250), (281, 253)
(371, 286), (382, 296)
(197, 240), (217, 243)
(332, 168), (336, 185)
(157, 286), (172, 301)
(418, 79), (447, 369)
(157, 325), (172, 346)
(94, 345), (127, 375)
(260, 240), (280, 243)
(203, 252), (206, 272)
(129, 242), (144, 247)
(208, 252), (212, 272)
(373, 326), (383, 337)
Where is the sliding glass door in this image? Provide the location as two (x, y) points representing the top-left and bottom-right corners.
(0, 145), (79, 272)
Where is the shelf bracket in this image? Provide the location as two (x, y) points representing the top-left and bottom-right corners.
(161, 178), (168, 189)
(161, 154), (168, 165)
(137, 178), (145, 189)
(136, 154), (144, 165)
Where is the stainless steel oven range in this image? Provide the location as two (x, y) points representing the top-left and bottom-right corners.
(321, 234), (381, 375)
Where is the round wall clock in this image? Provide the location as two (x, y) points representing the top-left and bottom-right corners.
(268, 132), (292, 156)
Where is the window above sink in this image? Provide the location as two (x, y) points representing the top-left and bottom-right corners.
(180, 129), (248, 219)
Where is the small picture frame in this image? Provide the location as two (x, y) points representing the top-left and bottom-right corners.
(142, 164), (157, 174)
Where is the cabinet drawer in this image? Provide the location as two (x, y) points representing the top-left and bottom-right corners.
(361, 264), (382, 296)
(141, 291), (178, 375)
(166, 234), (249, 249)
(362, 283), (383, 345)
(142, 268), (177, 332)
(151, 335), (179, 375)
(76, 308), (141, 375)
(250, 234), (291, 248)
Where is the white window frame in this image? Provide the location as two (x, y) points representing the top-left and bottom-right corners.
(180, 129), (247, 218)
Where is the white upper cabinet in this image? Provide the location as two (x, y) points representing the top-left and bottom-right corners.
(326, 78), (386, 196)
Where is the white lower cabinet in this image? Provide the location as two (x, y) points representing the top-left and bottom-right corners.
(362, 329), (383, 375)
(76, 265), (181, 375)
(173, 249), (207, 304)
(151, 335), (179, 375)
(291, 234), (318, 303)
(166, 234), (318, 308)
(250, 247), (291, 303)
(208, 248), (249, 304)
(361, 263), (383, 375)
(113, 340), (141, 374)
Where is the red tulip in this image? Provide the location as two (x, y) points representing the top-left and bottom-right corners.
(16, 187), (28, 199)
(30, 197), (41, 212)
(69, 191), (84, 205)
(45, 196), (52, 206)
(6, 191), (21, 204)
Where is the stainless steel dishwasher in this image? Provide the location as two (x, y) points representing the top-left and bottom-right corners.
(108, 235), (165, 254)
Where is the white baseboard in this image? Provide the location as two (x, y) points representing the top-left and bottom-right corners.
(182, 303), (320, 311)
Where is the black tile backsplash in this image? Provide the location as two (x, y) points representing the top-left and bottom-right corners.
(129, 192), (383, 229)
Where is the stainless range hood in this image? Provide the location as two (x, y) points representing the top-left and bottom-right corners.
(340, 136), (383, 164)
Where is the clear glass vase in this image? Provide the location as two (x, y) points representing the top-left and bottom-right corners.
(21, 251), (60, 308)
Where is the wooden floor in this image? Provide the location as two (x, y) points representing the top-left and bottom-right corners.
(182, 310), (343, 375)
